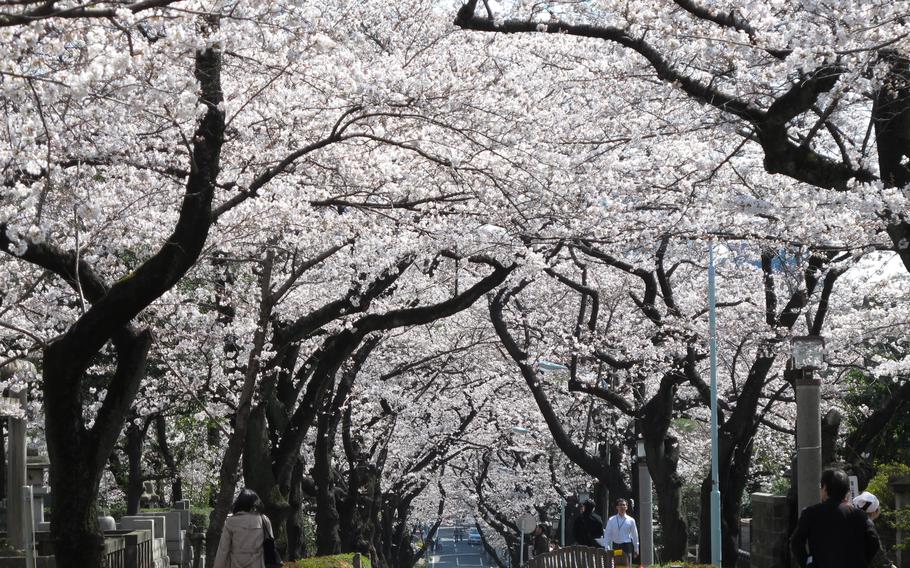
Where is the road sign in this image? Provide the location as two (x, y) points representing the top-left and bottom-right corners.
(518, 513), (536, 534)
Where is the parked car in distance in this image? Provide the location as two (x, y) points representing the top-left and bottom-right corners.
(468, 528), (481, 545)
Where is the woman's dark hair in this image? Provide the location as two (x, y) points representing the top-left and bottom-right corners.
(820, 469), (850, 501)
(232, 488), (263, 514)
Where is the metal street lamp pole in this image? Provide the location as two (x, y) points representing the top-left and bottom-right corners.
(519, 531), (524, 567)
(708, 242), (722, 567)
(560, 497), (565, 548)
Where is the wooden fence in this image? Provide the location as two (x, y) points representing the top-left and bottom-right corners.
(526, 545), (628, 568)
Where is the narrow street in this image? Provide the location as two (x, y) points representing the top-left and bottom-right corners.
(429, 526), (489, 568)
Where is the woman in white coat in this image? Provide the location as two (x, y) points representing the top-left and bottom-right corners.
(213, 488), (277, 568)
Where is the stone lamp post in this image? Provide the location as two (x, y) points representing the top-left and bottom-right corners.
(637, 437), (653, 566)
(786, 335), (825, 513)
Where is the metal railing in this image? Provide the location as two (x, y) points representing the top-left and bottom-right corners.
(526, 545), (617, 568)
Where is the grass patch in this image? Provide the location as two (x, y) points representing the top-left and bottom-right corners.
(287, 553), (372, 568)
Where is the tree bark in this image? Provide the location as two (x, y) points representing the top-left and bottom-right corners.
(314, 397), (342, 555)
(873, 50), (910, 274)
(641, 366), (688, 560)
(44, 327), (151, 567)
(124, 419), (150, 515)
(154, 415), (182, 504)
(206, 250), (275, 566)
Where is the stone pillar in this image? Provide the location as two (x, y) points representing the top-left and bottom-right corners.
(0, 361), (34, 550)
(638, 460), (653, 565)
(7, 389), (27, 549)
(794, 374), (821, 514)
(749, 493), (790, 568)
(891, 477), (910, 568)
(23, 485), (35, 568)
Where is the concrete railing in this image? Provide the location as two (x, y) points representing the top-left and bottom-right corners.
(104, 536), (127, 568)
(526, 545), (617, 568)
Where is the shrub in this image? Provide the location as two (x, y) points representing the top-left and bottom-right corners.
(287, 553), (373, 568)
(867, 463), (910, 552)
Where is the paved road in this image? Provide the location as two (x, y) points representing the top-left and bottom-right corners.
(429, 526), (488, 568)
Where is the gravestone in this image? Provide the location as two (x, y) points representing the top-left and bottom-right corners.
(120, 517), (170, 567)
(749, 493), (790, 568)
(26, 448), (49, 531)
(120, 517), (157, 539)
(133, 513), (171, 568)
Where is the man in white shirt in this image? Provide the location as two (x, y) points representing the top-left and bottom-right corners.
(604, 498), (639, 568)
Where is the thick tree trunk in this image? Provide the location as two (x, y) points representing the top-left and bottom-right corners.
(696, 424), (757, 567)
(242, 406), (291, 540)
(285, 459), (308, 560)
(314, 404), (341, 555)
(44, 352), (104, 568)
(155, 415), (183, 504)
(44, 329), (152, 568)
(646, 433), (687, 560)
(641, 369), (688, 561)
(125, 423), (145, 515)
(872, 50), (910, 273)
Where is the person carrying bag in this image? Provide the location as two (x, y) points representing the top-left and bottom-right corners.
(262, 514), (282, 568)
(213, 488), (282, 568)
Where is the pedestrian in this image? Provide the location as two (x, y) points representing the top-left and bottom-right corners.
(790, 469), (880, 568)
(572, 500), (604, 548)
(213, 488), (280, 568)
(604, 498), (639, 568)
(532, 523), (550, 557)
(853, 491), (897, 568)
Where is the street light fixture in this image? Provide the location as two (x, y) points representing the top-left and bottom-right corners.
(791, 335), (825, 370)
(537, 359), (570, 373)
(789, 335), (825, 514)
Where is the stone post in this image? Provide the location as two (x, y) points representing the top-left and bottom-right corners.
(794, 373), (821, 514)
(891, 477), (910, 568)
(749, 493), (790, 568)
(23, 485), (35, 568)
(0, 361), (33, 550)
(6, 389), (27, 549)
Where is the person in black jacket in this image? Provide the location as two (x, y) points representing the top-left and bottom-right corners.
(532, 523), (551, 557)
(572, 500), (604, 548)
(790, 469), (881, 568)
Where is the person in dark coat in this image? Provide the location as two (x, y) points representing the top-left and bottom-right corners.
(532, 523), (550, 556)
(572, 500), (604, 548)
(790, 469), (881, 568)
